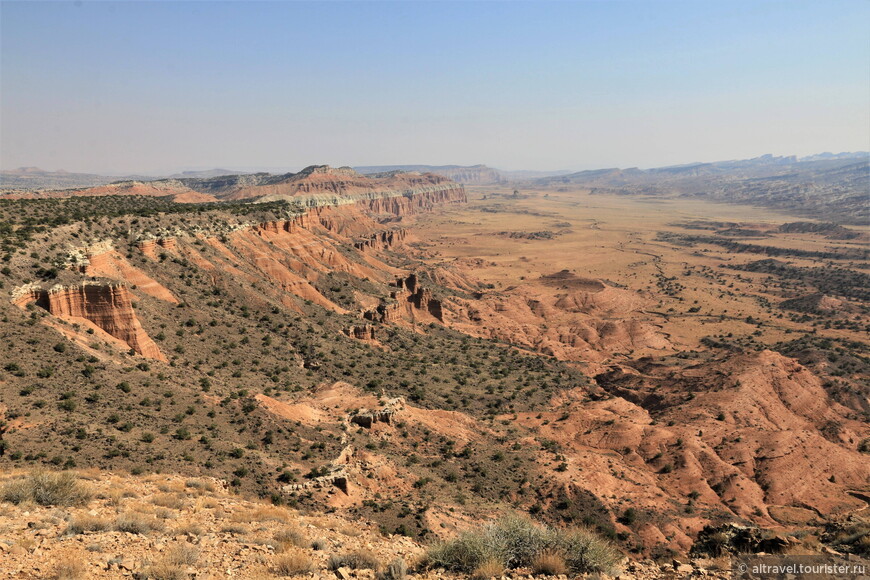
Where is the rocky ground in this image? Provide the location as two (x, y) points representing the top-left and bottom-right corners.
(0, 469), (421, 579)
(0, 470), (736, 579)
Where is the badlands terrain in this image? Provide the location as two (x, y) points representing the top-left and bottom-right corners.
(0, 164), (868, 577)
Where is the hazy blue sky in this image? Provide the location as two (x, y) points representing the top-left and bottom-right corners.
(2, 1), (868, 174)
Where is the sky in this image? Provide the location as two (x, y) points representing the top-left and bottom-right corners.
(1, 0), (868, 175)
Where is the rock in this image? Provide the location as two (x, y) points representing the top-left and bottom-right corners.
(118, 558), (136, 571)
(336, 566), (352, 579)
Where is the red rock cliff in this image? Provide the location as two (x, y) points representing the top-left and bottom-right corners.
(22, 284), (166, 361)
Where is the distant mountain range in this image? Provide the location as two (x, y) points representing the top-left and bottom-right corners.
(533, 153), (869, 224)
(0, 165), (465, 206)
(1, 164), (570, 190)
(0, 167), (155, 190)
(3, 153), (867, 224)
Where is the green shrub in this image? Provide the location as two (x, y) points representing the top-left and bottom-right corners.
(425, 514), (621, 575)
(486, 513), (550, 568)
(114, 512), (165, 534)
(553, 526), (622, 574)
(618, 507), (637, 525)
(427, 529), (499, 572)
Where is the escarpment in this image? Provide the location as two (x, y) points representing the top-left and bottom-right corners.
(13, 283), (166, 361)
(174, 164), (467, 210)
(359, 184), (467, 217)
(255, 183), (467, 219)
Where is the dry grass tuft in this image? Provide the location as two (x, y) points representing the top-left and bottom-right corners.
(377, 558), (408, 580)
(1, 471), (92, 507)
(273, 526), (308, 551)
(103, 488), (125, 508)
(164, 542), (200, 566)
(114, 511), (165, 534)
(185, 479), (216, 493)
(338, 523), (363, 537)
(310, 538), (328, 551)
(154, 507), (177, 520)
(471, 557), (504, 579)
(139, 562), (187, 580)
(64, 513), (110, 535)
(220, 523), (249, 536)
(199, 497), (219, 509)
(232, 505), (292, 523)
(174, 521), (204, 536)
(155, 481), (184, 494)
(151, 493), (187, 510)
(52, 556), (86, 580)
(138, 540), (197, 579)
(531, 550), (568, 575)
(273, 549), (315, 576)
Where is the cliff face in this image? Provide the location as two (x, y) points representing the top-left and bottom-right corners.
(17, 284), (166, 361)
(168, 186), (463, 314)
(360, 185), (466, 217)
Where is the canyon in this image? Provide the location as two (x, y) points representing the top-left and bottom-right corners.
(0, 166), (867, 575)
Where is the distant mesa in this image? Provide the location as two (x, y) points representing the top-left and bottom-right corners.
(355, 164), (506, 185)
(166, 168), (254, 179)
